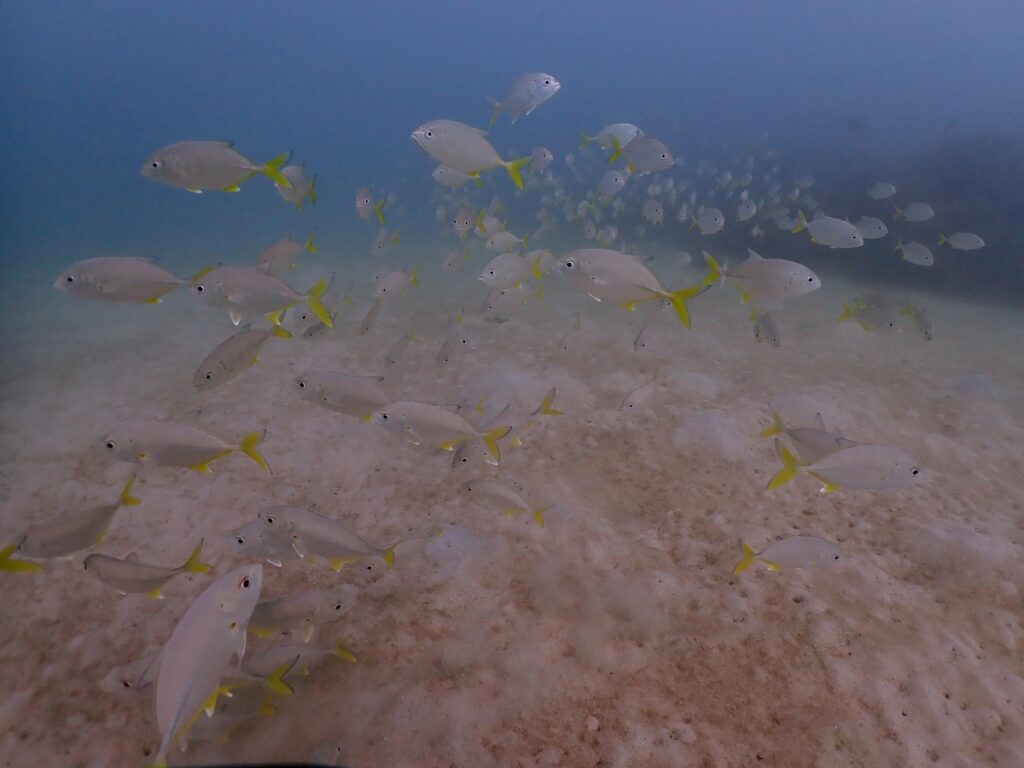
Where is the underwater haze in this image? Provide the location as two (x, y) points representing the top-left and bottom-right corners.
(2, 1), (1024, 767)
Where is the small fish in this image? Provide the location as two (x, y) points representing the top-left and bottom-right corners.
(142, 141), (291, 192)
(359, 298), (383, 335)
(249, 586), (359, 640)
(295, 371), (391, 421)
(54, 257), (187, 304)
(610, 135), (674, 173)
(937, 232), (984, 251)
(241, 643), (356, 688)
(84, 540), (211, 598)
(104, 651), (162, 694)
(753, 310), (781, 347)
(633, 320), (655, 352)
(690, 208), (725, 235)
(102, 420), (269, 473)
(153, 564), (262, 766)
(190, 266), (333, 328)
(768, 438), (921, 492)
(791, 212), (864, 248)
(642, 198), (664, 225)
(480, 252), (529, 289)
(853, 216), (888, 240)
(619, 369), (659, 412)
(275, 165), (317, 208)
(486, 72), (561, 126)
(228, 522), (299, 567)
(194, 324), (291, 389)
(460, 479), (551, 527)
(452, 207), (476, 239)
(759, 411), (857, 465)
(485, 230), (527, 252)
(437, 316), (477, 365)
(432, 164), (481, 189)
(530, 146), (555, 173)
(838, 301), (899, 334)
(383, 332), (415, 368)
(867, 182), (896, 200)
(597, 170), (627, 199)
(374, 267), (419, 299)
(732, 536), (840, 574)
(372, 228), (400, 256)
(256, 233), (318, 277)
(355, 187), (386, 224)
(5, 477), (140, 566)
(371, 402), (510, 463)
(703, 250), (820, 307)
(736, 199), (758, 222)
(900, 301), (933, 341)
(894, 202), (934, 222)
(257, 506), (397, 570)
(579, 123), (642, 151)
(894, 240), (934, 267)
(411, 119), (530, 189)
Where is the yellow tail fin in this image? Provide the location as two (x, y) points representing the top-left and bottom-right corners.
(937, 233), (948, 246)
(530, 252), (544, 281)
(410, 266), (419, 287)
(790, 210), (808, 234)
(305, 276), (333, 328)
(481, 426), (511, 464)
(838, 302), (854, 322)
(759, 410), (784, 438)
(732, 542), (757, 575)
(504, 156), (531, 190)
(381, 546), (396, 567)
(261, 153), (292, 188)
(702, 251), (722, 286)
(535, 388), (563, 416)
(239, 431), (270, 473)
(271, 325), (292, 340)
(532, 504), (553, 528)
(304, 232), (318, 254)
(333, 644), (358, 663)
(766, 438), (799, 490)
(893, 207), (904, 219)
(0, 543), (41, 573)
(307, 175), (317, 205)
(666, 284), (706, 329)
(374, 199), (386, 225)
(181, 539), (212, 574)
(578, 131), (591, 149)
(119, 476), (141, 507)
(607, 136), (622, 164)
(263, 661), (296, 697)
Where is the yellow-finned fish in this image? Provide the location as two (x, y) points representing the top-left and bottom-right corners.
(102, 420), (270, 473)
(84, 540), (211, 598)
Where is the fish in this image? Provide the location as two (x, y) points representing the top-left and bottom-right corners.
(791, 211), (864, 248)
(374, 267), (419, 299)
(937, 232), (985, 250)
(485, 231), (527, 252)
(410, 119), (530, 189)
(753, 310), (781, 347)
(83, 540), (211, 598)
(619, 369), (659, 411)
(257, 505), (397, 570)
(5, 477), (139, 565)
(611, 135), (674, 173)
(256, 233), (318, 277)
(894, 202), (934, 222)
(152, 564), (262, 766)
(452, 207), (476, 239)
(559, 249), (708, 328)
(838, 300), (899, 334)
(486, 72), (561, 125)
(371, 401), (510, 463)
(383, 332), (415, 368)
(703, 250), (820, 307)
(894, 240), (934, 266)
(355, 187), (386, 224)
(102, 420), (269, 473)
(0, 539), (41, 573)
(558, 313), (583, 353)
(372, 228), (400, 256)
(194, 324), (291, 389)
(737, 199), (758, 222)
(642, 198), (664, 225)
(633, 320), (655, 352)
(437, 316), (477, 365)
(867, 182), (896, 200)
(530, 147), (554, 173)
(480, 252), (530, 289)
(853, 216), (888, 240)
(578, 123), (642, 151)
(432, 164), (481, 189)
(294, 371), (391, 421)
(275, 165), (317, 208)
(359, 298), (383, 335)
(104, 651), (163, 694)
(759, 411), (857, 465)
(460, 479), (551, 527)
(690, 208), (725, 235)
(900, 300), (933, 341)
(732, 536), (840, 574)
(190, 266), (334, 328)
(54, 257), (187, 304)
(141, 141), (290, 192)
(248, 586), (359, 640)
(241, 643), (357, 687)
(227, 522), (300, 568)
(597, 170), (627, 199)
(767, 438), (921, 492)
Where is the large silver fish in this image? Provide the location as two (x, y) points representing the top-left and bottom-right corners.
(141, 141), (291, 192)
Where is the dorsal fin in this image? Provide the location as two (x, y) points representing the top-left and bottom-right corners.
(125, 552), (140, 562)
(746, 248), (764, 261)
(813, 413), (827, 431)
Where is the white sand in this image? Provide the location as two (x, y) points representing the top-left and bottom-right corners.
(1, 247), (1022, 767)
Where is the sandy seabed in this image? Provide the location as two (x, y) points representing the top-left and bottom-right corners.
(1, 244), (1022, 768)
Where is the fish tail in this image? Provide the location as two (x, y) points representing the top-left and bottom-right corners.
(689, 214), (699, 232)
(732, 542), (757, 575)
(307, 175), (317, 205)
(380, 545), (397, 566)
(475, 209), (486, 233)
(504, 156), (531, 190)
(606, 136), (622, 164)
(578, 131), (591, 149)
(766, 437), (799, 490)
(893, 207), (904, 219)
(305, 276), (334, 328)
(119, 476), (141, 506)
(333, 643), (358, 663)
(374, 199), (386, 225)
(790, 210), (808, 233)
(482, 426), (511, 464)
(702, 251), (722, 285)
(486, 96), (501, 128)
(893, 239), (902, 253)
(666, 284), (707, 329)
(304, 231), (318, 254)
(530, 252), (544, 281)
(532, 504), (553, 528)
(937, 233), (948, 246)
(410, 266), (420, 287)
(271, 325), (293, 340)
(759, 410), (785, 438)
(181, 539), (212, 574)
(838, 302), (854, 322)
(260, 152), (292, 188)
(239, 431), (270, 473)
(0, 543), (41, 573)
(535, 388), (564, 416)
(262, 662), (296, 696)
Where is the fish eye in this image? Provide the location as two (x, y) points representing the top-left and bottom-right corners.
(204, 372), (212, 380)
(265, 516), (275, 525)
(66, 275), (75, 283)
(381, 413), (389, 420)
(104, 440), (116, 450)
(807, 275), (814, 283)
(832, 553), (840, 561)
(236, 537), (245, 545)
(544, 79), (551, 85)
(334, 602), (344, 610)
(425, 130), (433, 138)
(297, 380), (306, 389)
(911, 467), (920, 476)
(661, 153), (667, 159)
(239, 576), (251, 589)
(194, 284), (205, 293)
(150, 161), (160, 169)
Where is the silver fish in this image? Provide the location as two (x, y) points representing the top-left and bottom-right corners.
(54, 257), (186, 304)
(733, 536), (840, 574)
(141, 141), (290, 192)
(486, 72), (561, 125)
(84, 540), (211, 598)
(194, 324), (291, 389)
(411, 119), (530, 189)
(102, 420), (269, 473)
